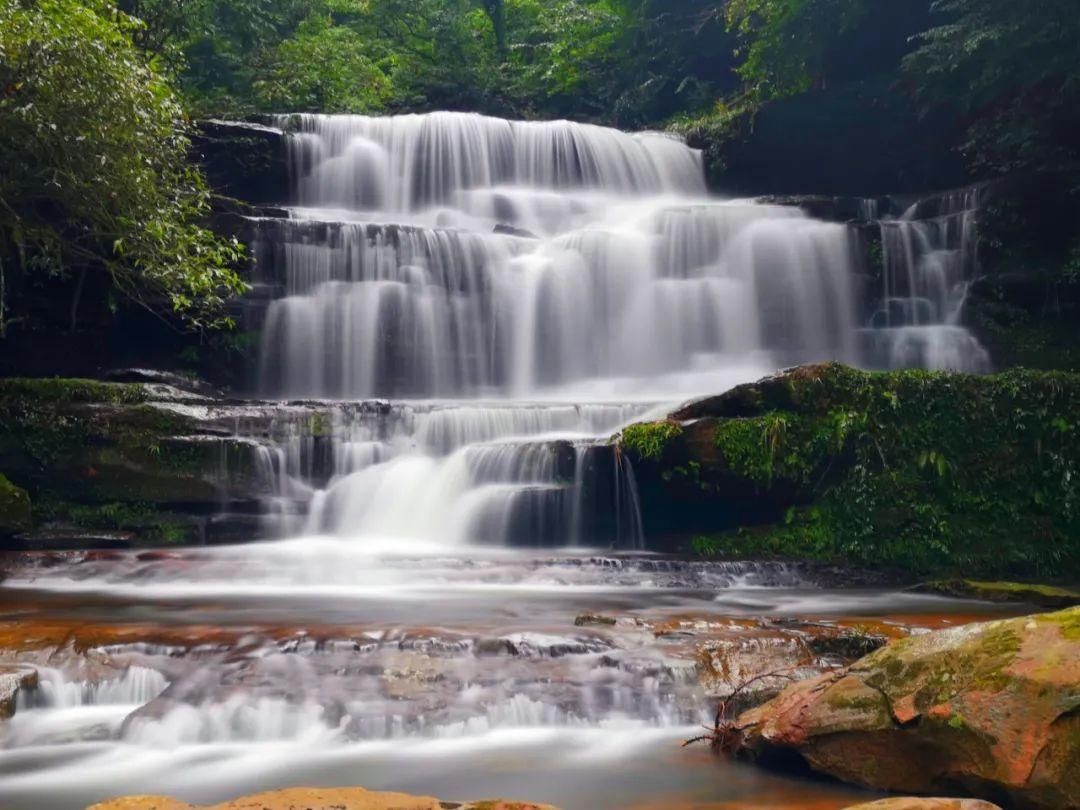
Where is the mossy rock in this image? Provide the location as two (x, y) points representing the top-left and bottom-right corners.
(735, 607), (1080, 810)
(618, 420), (683, 461)
(0, 474), (32, 535)
(0, 378), (270, 547)
(0, 377), (146, 406)
(87, 786), (559, 810)
(624, 363), (1080, 578)
(914, 580), (1080, 609)
(841, 800), (1002, 810)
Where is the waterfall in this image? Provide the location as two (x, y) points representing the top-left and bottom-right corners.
(859, 185), (991, 373)
(245, 111), (978, 547)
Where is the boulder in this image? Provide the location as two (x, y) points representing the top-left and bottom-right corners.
(88, 787), (557, 810)
(0, 666), (38, 719)
(734, 607), (1080, 810)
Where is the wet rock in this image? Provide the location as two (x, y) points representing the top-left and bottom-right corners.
(87, 787), (558, 810)
(841, 801), (1002, 810)
(104, 369), (220, 399)
(0, 666), (37, 719)
(493, 223), (538, 239)
(194, 118), (288, 206)
(573, 613), (616, 626)
(501, 632), (612, 657)
(13, 526), (138, 550)
(913, 580), (1080, 609)
(0, 377), (276, 547)
(733, 607), (1080, 810)
(695, 630), (821, 714)
(780, 620), (891, 661)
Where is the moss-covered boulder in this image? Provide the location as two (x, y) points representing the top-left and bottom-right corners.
(733, 607), (1080, 810)
(0, 473), (32, 534)
(618, 363), (1080, 578)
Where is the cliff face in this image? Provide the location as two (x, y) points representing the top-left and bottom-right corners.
(618, 363), (1080, 578)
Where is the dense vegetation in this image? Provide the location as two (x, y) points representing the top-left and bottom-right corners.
(621, 364), (1080, 578)
(0, 0), (245, 338)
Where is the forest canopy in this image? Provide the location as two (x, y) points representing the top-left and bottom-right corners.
(0, 0), (1078, 340)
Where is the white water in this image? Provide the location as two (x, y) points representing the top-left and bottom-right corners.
(860, 185), (991, 372)
(248, 111), (872, 546)
(256, 113), (861, 400)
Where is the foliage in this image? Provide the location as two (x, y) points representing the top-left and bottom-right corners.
(723, 0), (871, 102)
(0, 472), (32, 533)
(620, 420), (684, 462)
(252, 13), (392, 113)
(0, 0), (245, 336)
(691, 535), (720, 557)
(683, 364), (1080, 577)
(903, 0), (1080, 178)
(125, 0), (643, 119)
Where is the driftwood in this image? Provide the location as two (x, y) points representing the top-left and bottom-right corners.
(682, 660), (818, 753)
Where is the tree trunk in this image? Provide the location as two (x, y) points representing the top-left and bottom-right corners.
(483, 0), (506, 53)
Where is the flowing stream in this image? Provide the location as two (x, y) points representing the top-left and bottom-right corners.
(0, 113), (1003, 809)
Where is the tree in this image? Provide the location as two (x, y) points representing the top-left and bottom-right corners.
(723, 0), (873, 102)
(904, 0), (1080, 178)
(253, 13), (393, 112)
(481, 0), (507, 53)
(0, 0), (245, 337)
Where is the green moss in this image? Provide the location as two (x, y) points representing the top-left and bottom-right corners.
(824, 690), (886, 713)
(33, 498), (198, 545)
(1040, 606), (1080, 641)
(308, 411), (332, 438)
(0, 378), (146, 405)
(711, 407), (865, 486)
(864, 622), (1021, 706)
(0, 473), (32, 534)
(620, 420), (683, 461)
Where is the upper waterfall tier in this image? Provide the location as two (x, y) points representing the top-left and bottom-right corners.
(252, 112), (992, 402)
(275, 112), (706, 211)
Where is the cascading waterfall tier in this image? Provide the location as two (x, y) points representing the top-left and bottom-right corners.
(253, 401), (651, 546)
(859, 185), (991, 373)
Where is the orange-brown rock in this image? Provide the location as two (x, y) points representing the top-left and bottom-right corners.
(733, 607), (1080, 810)
(88, 787), (558, 810)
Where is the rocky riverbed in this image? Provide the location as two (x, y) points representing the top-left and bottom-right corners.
(0, 545), (1045, 810)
